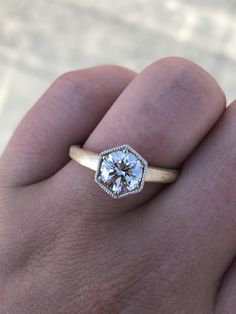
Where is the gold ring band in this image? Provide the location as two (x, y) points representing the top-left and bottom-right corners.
(69, 145), (179, 183)
(69, 144), (179, 199)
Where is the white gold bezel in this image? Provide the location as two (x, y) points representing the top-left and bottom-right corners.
(95, 144), (148, 199)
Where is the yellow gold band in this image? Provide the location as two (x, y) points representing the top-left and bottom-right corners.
(69, 145), (179, 184)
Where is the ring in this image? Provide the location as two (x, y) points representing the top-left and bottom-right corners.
(69, 144), (179, 199)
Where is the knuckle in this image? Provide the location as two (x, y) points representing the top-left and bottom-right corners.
(150, 57), (225, 108)
(158, 56), (207, 81)
(50, 71), (101, 113)
(55, 64), (134, 92)
(100, 64), (135, 79)
(143, 58), (203, 110)
(50, 65), (134, 120)
(55, 71), (95, 97)
(161, 57), (211, 90)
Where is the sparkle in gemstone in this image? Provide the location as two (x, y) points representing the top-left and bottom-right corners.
(96, 146), (146, 198)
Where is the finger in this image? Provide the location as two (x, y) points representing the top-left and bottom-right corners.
(55, 57), (226, 213)
(145, 101), (236, 302)
(0, 66), (135, 186)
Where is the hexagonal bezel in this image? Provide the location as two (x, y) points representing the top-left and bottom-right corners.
(95, 144), (148, 199)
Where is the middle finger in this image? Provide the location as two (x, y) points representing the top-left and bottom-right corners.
(59, 57), (225, 213)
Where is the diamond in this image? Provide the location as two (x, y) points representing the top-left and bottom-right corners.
(95, 145), (147, 198)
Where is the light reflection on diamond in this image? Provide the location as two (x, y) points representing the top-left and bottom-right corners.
(97, 146), (146, 197)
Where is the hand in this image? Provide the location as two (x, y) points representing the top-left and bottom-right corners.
(0, 58), (235, 314)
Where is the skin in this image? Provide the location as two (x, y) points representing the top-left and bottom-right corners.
(0, 57), (235, 313)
